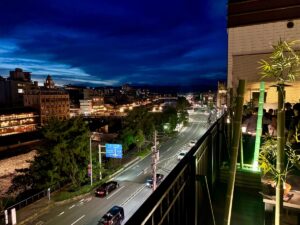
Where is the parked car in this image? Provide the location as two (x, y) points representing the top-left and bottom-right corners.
(98, 205), (124, 225)
(95, 181), (119, 197)
(177, 150), (188, 160)
(146, 174), (164, 188)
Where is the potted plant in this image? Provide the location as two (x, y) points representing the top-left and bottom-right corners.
(259, 136), (300, 196)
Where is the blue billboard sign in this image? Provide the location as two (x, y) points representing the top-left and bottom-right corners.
(105, 143), (123, 158)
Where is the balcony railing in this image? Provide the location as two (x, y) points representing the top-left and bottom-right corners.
(126, 114), (226, 225)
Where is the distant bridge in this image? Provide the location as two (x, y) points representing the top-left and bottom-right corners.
(157, 97), (177, 100)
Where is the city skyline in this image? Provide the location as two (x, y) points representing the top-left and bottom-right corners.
(0, 0), (227, 89)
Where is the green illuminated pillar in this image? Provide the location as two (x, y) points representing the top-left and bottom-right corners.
(253, 81), (265, 170)
(240, 132), (244, 169)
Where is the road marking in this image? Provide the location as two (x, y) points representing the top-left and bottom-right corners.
(85, 197), (92, 202)
(166, 147), (171, 152)
(69, 204), (75, 209)
(121, 185), (146, 206)
(71, 215), (85, 225)
(106, 186), (125, 200)
(58, 212), (64, 216)
(36, 221), (44, 225)
(136, 171), (143, 176)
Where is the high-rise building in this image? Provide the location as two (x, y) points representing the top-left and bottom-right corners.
(24, 75), (70, 125)
(227, 0), (300, 108)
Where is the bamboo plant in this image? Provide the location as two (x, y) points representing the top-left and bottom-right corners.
(259, 137), (300, 189)
(223, 80), (245, 225)
(259, 39), (300, 225)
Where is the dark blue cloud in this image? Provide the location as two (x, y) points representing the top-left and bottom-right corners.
(0, 0), (227, 88)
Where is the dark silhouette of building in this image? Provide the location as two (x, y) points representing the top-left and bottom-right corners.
(0, 68), (33, 108)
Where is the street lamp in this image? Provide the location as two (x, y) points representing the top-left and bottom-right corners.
(89, 136), (93, 186)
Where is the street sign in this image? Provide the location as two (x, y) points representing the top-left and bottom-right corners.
(105, 143), (122, 158)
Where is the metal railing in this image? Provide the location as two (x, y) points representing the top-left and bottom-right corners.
(0, 183), (61, 224)
(125, 115), (226, 225)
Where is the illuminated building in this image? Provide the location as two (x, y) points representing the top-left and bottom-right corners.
(227, 0), (300, 108)
(24, 75), (70, 125)
(217, 81), (227, 108)
(0, 108), (38, 136)
(80, 99), (92, 115)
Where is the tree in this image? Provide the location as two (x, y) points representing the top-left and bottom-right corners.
(161, 106), (178, 132)
(259, 39), (300, 225)
(176, 96), (191, 111)
(176, 96), (190, 125)
(135, 129), (145, 152)
(121, 107), (155, 149)
(10, 117), (90, 193)
(120, 128), (135, 151)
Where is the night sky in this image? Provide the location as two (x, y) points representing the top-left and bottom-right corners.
(0, 0), (227, 90)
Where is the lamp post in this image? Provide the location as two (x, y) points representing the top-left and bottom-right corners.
(98, 144), (103, 180)
(89, 136), (93, 186)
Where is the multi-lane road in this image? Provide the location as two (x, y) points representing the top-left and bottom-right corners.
(30, 112), (210, 225)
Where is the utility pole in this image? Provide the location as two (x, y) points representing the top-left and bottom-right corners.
(89, 136), (93, 186)
(98, 144), (105, 180)
(151, 130), (159, 191)
(89, 132), (101, 185)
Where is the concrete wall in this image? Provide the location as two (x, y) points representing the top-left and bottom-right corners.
(228, 19), (300, 106)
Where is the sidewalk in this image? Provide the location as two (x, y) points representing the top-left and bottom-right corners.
(17, 196), (54, 225)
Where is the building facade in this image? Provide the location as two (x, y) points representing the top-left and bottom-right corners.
(0, 108), (38, 136)
(227, 0), (300, 109)
(79, 99), (93, 115)
(0, 68), (34, 108)
(24, 76), (70, 125)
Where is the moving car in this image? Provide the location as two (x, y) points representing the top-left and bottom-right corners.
(95, 181), (119, 197)
(189, 140), (196, 147)
(98, 205), (124, 225)
(177, 150), (188, 160)
(146, 173), (164, 188)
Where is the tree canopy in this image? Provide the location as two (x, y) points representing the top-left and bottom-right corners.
(10, 117), (90, 193)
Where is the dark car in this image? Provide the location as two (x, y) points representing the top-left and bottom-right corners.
(98, 205), (124, 225)
(95, 181), (119, 197)
(146, 174), (164, 188)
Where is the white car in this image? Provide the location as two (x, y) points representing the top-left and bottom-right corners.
(177, 150), (188, 160)
(189, 140), (196, 147)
